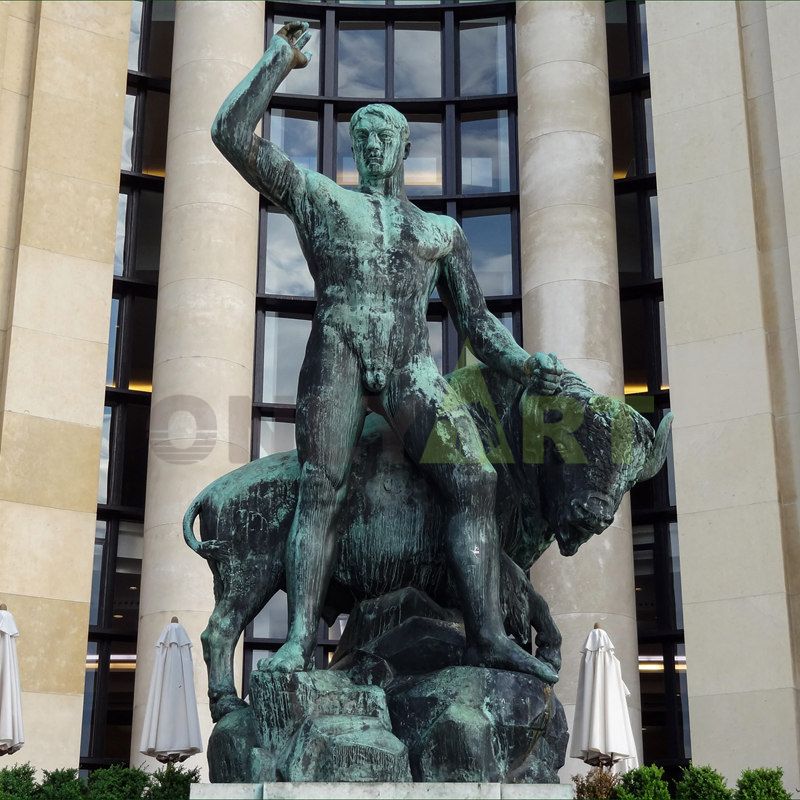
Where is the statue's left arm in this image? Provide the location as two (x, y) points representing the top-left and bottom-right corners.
(437, 221), (562, 393)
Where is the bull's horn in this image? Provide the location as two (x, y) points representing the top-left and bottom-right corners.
(637, 412), (674, 482)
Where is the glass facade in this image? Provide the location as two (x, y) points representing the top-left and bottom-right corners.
(247, 0), (520, 682)
(606, 0), (689, 773)
(83, 0), (173, 773)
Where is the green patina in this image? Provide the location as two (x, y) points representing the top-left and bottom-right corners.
(191, 19), (674, 784)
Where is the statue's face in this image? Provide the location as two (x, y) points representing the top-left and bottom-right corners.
(351, 115), (408, 182)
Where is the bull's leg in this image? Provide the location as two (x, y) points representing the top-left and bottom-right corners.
(524, 579), (562, 673)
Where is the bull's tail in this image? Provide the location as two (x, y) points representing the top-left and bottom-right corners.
(182, 494), (204, 554)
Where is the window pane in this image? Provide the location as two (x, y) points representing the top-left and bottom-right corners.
(128, 0), (143, 71)
(336, 115), (357, 186)
(269, 109), (318, 171)
(147, 1), (175, 77)
(644, 93), (656, 173)
(141, 90), (169, 176)
(120, 405), (149, 508)
(611, 93), (635, 179)
(605, 0), (631, 81)
(633, 524), (657, 628)
(121, 93), (136, 171)
(98, 407), (112, 504)
(459, 18), (507, 96)
(114, 193), (127, 277)
(621, 298), (648, 394)
(658, 300), (668, 390)
(462, 210), (513, 296)
(338, 23), (386, 98)
(81, 641), (99, 758)
(127, 296), (157, 392)
(677, 642), (691, 758)
(650, 193), (662, 279)
(406, 116), (442, 196)
(111, 521), (143, 633)
(274, 16), (321, 95)
(669, 522), (683, 630)
(260, 418), (296, 458)
(616, 193), (642, 287)
(328, 614), (349, 641)
(427, 319), (444, 373)
(133, 190), (163, 282)
(639, 1), (650, 74)
(90, 522), (106, 627)
(262, 314), (312, 404)
(639, 642), (669, 760)
(103, 641), (137, 759)
(264, 211), (314, 297)
(253, 590), (288, 640)
(394, 23), (441, 98)
(107, 298), (120, 387)
(460, 111), (510, 194)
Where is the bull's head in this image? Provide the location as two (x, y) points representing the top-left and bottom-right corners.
(520, 376), (673, 557)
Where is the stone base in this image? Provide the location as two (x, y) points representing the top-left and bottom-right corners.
(190, 782), (574, 800)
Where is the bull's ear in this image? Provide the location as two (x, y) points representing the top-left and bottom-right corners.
(636, 412), (674, 482)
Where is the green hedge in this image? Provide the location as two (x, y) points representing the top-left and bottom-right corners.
(0, 764), (198, 800)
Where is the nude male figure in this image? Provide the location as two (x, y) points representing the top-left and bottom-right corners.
(212, 22), (562, 679)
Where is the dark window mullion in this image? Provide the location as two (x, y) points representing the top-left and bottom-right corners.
(386, 20), (395, 99)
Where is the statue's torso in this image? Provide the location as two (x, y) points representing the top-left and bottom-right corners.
(296, 178), (454, 376)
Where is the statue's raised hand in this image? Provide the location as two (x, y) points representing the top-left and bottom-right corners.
(274, 21), (313, 70)
(524, 352), (563, 396)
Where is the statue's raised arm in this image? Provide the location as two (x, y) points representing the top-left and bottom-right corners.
(211, 21), (313, 213)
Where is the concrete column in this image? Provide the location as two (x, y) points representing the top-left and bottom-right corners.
(0, 1), (130, 770)
(131, 1), (263, 774)
(648, 0), (800, 786)
(515, 1), (642, 777)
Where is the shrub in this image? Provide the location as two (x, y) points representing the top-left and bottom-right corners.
(36, 769), (85, 800)
(573, 766), (620, 799)
(86, 765), (150, 800)
(617, 764), (671, 800)
(144, 764), (200, 800)
(735, 768), (792, 800)
(0, 763), (37, 800)
(676, 765), (733, 800)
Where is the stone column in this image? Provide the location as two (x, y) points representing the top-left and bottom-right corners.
(648, 1), (800, 786)
(0, 1), (130, 770)
(130, 1), (263, 773)
(515, 0), (642, 775)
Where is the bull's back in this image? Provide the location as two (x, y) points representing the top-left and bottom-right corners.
(197, 451), (299, 556)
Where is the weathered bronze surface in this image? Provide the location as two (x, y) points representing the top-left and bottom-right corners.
(189, 20), (673, 784)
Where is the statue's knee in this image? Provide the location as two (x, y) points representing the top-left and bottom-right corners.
(453, 464), (497, 507)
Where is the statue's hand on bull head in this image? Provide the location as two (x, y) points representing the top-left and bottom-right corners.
(519, 371), (673, 557)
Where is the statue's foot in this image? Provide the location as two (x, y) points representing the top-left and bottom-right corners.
(535, 644), (562, 674)
(466, 635), (559, 684)
(260, 639), (310, 673)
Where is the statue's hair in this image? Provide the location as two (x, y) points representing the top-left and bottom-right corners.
(350, 103), (410, 143)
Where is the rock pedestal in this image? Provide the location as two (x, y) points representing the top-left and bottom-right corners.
(208, 589), (568, 784)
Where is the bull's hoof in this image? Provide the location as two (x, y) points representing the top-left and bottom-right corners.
(211, 693), (248, 722)
(466, 636), (559, 685)
(260, 639), (309, 673)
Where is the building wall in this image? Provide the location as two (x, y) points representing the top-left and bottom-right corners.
(648, 0), (800, 787)
(0, 0), (131, 772)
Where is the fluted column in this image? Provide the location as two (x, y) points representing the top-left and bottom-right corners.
(516, 0), (642, 774)
(131, 1), (263, 773)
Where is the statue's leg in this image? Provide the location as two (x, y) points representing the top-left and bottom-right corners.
(526, 581), (562, 673)
(266, 327), (365, 673)
(384, 358), (557, 683)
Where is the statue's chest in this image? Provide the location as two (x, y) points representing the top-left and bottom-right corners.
(309, 195), (447, 265)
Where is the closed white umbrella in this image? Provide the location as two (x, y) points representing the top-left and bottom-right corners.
(570, 624), (638, 773)
(0, 604), (24, 756)
(139, 617), (203, 762)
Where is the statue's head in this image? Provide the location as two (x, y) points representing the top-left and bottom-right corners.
(350, 104), (411, 182)
(520, 377), (673, 557)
